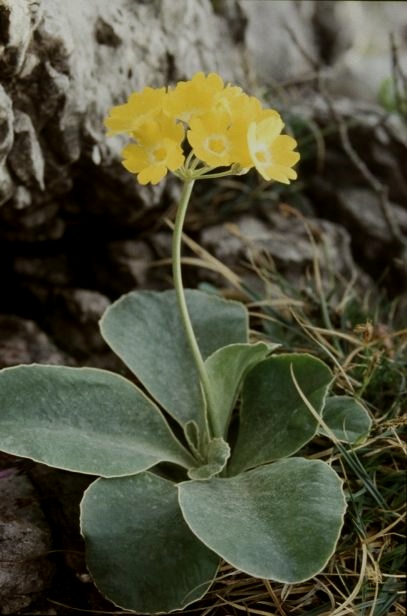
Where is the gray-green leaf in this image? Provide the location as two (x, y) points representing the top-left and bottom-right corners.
(321, 395), (372, 443)
(100, 289), (248, 429)
(188, 437), (231, 480)
(179, 458), (346, 583)
(229, 354), (332, 474)
(0, 365), (195, 476)
(81, 473), (220, 614)
(205, 342), (270, 438)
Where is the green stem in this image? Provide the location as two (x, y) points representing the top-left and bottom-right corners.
(172, 179), (215, 439)
(194, 167), (240, 180)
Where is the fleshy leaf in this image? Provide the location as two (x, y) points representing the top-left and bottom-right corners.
(184, 420), (202, 459)
(205, 342), (271, 438)
(179, 458), (346, 583)
(188, 437), (231, 480)
(0, 365), (195, 476)
(229, 354), (332, 474)
(321, 396), (372, 444)
(81, 473), (220, 614)
(100, 289), (248, 429)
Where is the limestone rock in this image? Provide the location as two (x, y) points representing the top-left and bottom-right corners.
(0, 86), (13, 161)
(199, 212), (372, 296)
(291, 94), (407, 289)
(0, 85), (14, 206)
(335, 188), (407, 251)
(0, 0), (246, 242)
(0, 471), (54, 614)
(42, 288), (111, 357)
(95, 238), (155, 295)
(8, 110), (45, 190)
(0, 315), (72, 368)
(237, 0), (407, 104)
(238, 0), (318, 84)
(324, 1), (407, 102)
(298, 96), (407, 205)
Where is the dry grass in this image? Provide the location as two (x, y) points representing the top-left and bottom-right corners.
(172, 215), (406, 616)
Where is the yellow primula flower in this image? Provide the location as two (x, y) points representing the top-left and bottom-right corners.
(187, 112), (235, 168)
(214, 84), (244, 118)
(104, 87), (167, 136)
(186, 92), (283, 170)
(164, 72), (225, 124)
(229, 93), (262, 124)
(228, 96), (282, 168)
(122, 113), (185, 185)
(247, 116), (300, 184)
(105, 71), (300, 185)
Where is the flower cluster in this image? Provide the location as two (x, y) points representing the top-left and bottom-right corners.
(105, 72), (300, 185)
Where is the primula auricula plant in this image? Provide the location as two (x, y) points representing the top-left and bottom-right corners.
(0, 73), (371, 614)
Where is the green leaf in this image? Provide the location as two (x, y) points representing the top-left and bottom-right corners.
(0, 365), (195, 476)
(205, 342), (271, 438)
(100, 289), (248, 429)
(229, 354), (332, 474)
(184, 420), (202, 459)
(188, 437), (231, 480)
(179, 458), (346, 583)
(321, 396), (372, 444)
(81, 473), (220, 614)
(377, 77), (397, 113)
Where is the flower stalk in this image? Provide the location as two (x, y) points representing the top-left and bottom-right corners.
(172, 178), (216, 440)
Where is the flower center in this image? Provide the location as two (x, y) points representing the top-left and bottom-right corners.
(254, 147), (271, 165)
(153, 147), (167, 162)
(206, 135), (227, 155)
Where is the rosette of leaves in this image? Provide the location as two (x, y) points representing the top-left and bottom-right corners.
(0, 290), (371, 614)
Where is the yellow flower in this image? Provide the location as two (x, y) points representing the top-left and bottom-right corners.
(187, 112), (234, 167)
(164, 72), (224, 123)
(104, 72), (300, 185)
(247, 116), (300, 183)
(186, 91), (282, 169)
(229, 93), (261, 124)
(214, 84), (244, 118)
(104, 87), (167, 136)
(228, 96), (282, 168)
(122, 114), (185, 185)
